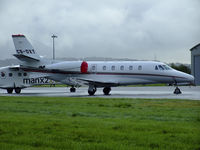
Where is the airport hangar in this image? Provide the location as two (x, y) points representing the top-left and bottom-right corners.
(190, 43), (200, 86)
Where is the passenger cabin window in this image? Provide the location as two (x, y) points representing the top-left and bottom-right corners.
(129, 66), (133, 70)
(138, 65), (142, 70)
(9, 73), (13, 77)
(23, 73), (27, 76)
(92, 66), (96, 71)
(111, 66), (115, 71)
(1, 72), (5, 78)
(120, 66), (124, 71)
(103, 66), (106, 70)
(18, 72), (22, 77)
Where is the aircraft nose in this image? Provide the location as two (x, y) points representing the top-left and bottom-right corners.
(182, 72), (194, 85)
(175, 71), (195, 85)
(188, 74), (195, 85)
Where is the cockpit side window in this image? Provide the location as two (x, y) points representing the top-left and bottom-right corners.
(163, 65), (171, 70)
(158, 65), (164, 70)
(155, 64), (172, 71)
(155, 66), (158, 70)
(162, 65), (168, 70)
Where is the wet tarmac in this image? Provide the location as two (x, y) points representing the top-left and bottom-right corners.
(0, 86), (199, 100)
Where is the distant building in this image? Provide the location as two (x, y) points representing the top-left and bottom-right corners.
(190, 43), (200, 85)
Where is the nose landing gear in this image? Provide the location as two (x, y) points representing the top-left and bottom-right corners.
(174, 87), (182, 94)
(173, 80), (182, 95)
(70, 87), (76, 93)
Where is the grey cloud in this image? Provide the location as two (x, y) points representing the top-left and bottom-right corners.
(0, 0), (199, 63)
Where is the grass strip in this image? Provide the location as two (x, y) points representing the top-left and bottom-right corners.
(0, 97), (199, 150)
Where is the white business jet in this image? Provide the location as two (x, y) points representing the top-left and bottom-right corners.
(0, 35), (194, 95)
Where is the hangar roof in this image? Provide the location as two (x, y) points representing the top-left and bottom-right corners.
(190, 43), (200, 51)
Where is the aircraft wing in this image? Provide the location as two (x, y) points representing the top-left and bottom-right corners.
(13, 54), (40, 62)
(8, 65), (21, 70)
(75, 77), (119, 87)
(8, 65), (50, 79)
(27, 72), (50, 79)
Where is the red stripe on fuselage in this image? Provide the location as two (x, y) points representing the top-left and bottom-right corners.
(22, 68), (186, 79)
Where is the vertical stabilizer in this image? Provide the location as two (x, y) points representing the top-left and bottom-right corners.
(12, 34), (40, 61)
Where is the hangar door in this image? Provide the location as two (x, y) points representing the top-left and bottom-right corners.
(194, 55), (200, 85)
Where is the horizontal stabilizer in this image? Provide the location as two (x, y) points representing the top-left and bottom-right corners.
(13, 54), (40, 62)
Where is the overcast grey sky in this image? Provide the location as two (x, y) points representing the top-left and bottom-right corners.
(0, 0), (199, 63)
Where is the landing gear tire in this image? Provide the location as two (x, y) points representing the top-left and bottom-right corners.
(174, 87), (181, 94)
(70, 87), (76, 93)
(88, 86), (96, 96)
(15, 88), (21, 94)
(103, 87), (111, 95)
(88, 90), (96, 96)
(7, 88), (13, 94)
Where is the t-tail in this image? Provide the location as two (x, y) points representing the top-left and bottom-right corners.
(12, 34), (41, 62)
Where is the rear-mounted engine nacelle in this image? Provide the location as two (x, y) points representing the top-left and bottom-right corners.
(80, 61), (88, 73)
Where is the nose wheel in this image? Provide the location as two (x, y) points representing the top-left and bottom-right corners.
(174, 87), (182, 94)
(70, 87), (76, 92)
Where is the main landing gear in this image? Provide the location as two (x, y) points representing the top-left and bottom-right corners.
(88, 85), (96, 96)
(6, 88), (21, 94)
(87, 86), (111, 96)
(174, 87), (182, 94)
(103, 87), (111, 95)
(7, 88), (13, 94)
